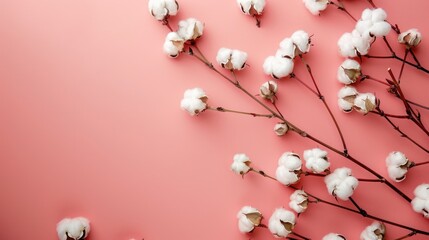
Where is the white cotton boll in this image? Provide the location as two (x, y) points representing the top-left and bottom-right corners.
(368, 21), (391, 37)
(263, 56), (294, 79)
(268, 208), (296, 238)
(354, 92), (376, 114)
(289, 190), (309, 214)
(57, 217), (90, 240)
(237, 206), (262, 233)
(337, 86), (359, 112)
(237, 0), (266, 15)
(355, 20), (373, 36)
(231, 153), (252, 175)
(274, 122), (288, 136)
(338, 32), (357, 58)
(351, 30), (371, 56)
(371, 8), (387, 22)
(302, 0), (329, 15)
(360, 222), (385, 240)
(276, 152), (302, 185)
(411, 183), (429, 218)
(386, 151), (410, 182)
(163, 32), (184, 57)
(216, 48), (248, 70)
(177, 18), (204, 41)
(325, 167), (359, 200)
(323, 233), (347, 240)
(398, 29), (422, 47)
(303, 148), (330, 173)
(260, 81), (278, 101)
(337, 59), (361, 84)
(180, 87), (208, 116)
(361, 8), (373, 21)
(291, 30), (311, 54)
(148, 0), (179, 21)
(278, 38), (296, 59)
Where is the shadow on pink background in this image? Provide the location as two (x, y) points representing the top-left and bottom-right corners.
(0, 0), (428, 239)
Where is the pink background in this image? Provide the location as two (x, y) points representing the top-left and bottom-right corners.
(0, 0), (428, 239)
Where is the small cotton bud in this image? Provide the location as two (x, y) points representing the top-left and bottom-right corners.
(386, 151), (411, 182)
(148, 0), (179, 21)
(216, 48), (248, 71)
(323, 233), (347, 240)
(263, 56), (294, 79)
(360, 222), (385, 240)
(354, 92), (376, 114)
(302, 0), (329, 15)
(398, 29), (422, 47)
(411, 183), (429, 218)
(231, 153), (252, 175)
(325, 167), (359, 201)
(177, 18), (204, 41)
(237, 0), (266, 16)
(274, 122), (288, 136)
(303, 148), (330, 173)
(260, 81), (278, 101)
(337, 86), (359, 112)
(237, 206), (263, 233)
(163, 32), (185, 58)
(291, 30), (311, 54)
(289, 190), (309, 214)
(57, 217), (90, 240)
(180, 87), (208, 116)
(337, 59), (361, 85)
(276, 152), (302, 185)
(268, 208), (296, 238)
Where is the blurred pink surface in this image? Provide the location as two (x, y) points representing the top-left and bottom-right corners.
(0, 0), (428, 239)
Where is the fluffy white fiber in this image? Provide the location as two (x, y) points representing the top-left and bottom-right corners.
(337, 59), (361, 85)
(57, 217), (90, 240)
(274, 122), (288, 136)
(276, 152), (302, 185)
(411, 183), (429, 218)
(231, 153), (252, 175)
(163, 32), (184, 58)
(360, 221), (385, 240)
(180, 87), (208, 116)
(291, 30), (311, 54)
(268, 208), (296, 238)
(237, 206), (262, 233)
(263, 56), (294, 79)
(354, 92), (376, 114)
(323, 233), (347, 240)
(260, 81), (278, 101)
(337, 86), (358, 112)
(216, 48), (248, 71)
(325, 167), (358, 200)
(303, 148), (330, 173)
(385, 151), (409, 182)
(302, 0), (329, 15)
(398, 28), (422, 47)
(237, 0), (266, 15)
(148, 0), (179, 21)
(289, 190), (308, 214)
(177, 18), (204, 41)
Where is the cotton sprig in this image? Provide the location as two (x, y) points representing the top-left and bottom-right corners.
(325, 167), (359, 201)
(302, 0), (329, 16)
(216, 48), (248, 71)
(268, 208), (296, 238)
(289, 190), (309, 214)
(148, 0), (179, 21)
(323, 233), (347, 240)
(360, 221), (386, 240)
(180, 87), (208, 116)
(231, 153), (252, 175)
(398, 28), (422, 48)
(263, 30), (311, 79)
(385, 151), (412, 182)
(275, 152), (302, 186)
(411, 183), (429, 218)
(237, 206), (263, 233)
(303, 147), (330, 173)
(57, 217), (90, 240)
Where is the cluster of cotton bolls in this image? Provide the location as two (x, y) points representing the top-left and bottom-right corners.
(337, 85), (377, 114)
(338, 8), (391, 58)
(263, 30), (311, 79)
